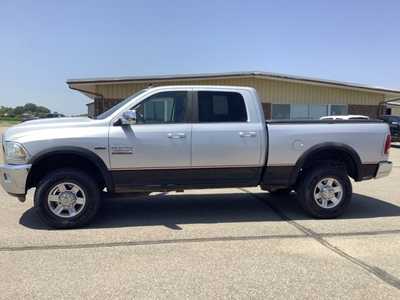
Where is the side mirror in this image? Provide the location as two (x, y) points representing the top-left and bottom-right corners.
(120, 110), (137, 125)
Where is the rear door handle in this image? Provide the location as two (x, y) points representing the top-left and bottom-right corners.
(239, 131), (257, 137)
(168, 132), (186, 139)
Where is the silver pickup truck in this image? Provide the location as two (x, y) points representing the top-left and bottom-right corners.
(0, 86), (393, 228)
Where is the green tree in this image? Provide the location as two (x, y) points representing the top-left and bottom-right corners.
(0, 103), (53, 118)
(13, 106), (24, 115)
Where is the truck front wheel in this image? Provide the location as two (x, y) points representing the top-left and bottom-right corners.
(297, 166), (352, 218)
(34, 168), (101, 229)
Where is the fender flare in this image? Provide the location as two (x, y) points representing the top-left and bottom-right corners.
(28, 146), (114, 192)
(289, 142), (362, 185)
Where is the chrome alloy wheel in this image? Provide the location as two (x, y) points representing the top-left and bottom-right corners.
(47, 182), (86, 218)
(313, 177), (343, 209)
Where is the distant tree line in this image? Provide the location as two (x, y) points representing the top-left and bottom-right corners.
(0, 103), (52, 118)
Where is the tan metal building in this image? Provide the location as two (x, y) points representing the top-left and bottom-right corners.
(67, 71), (400, 119)
(385, 99), (400, 116)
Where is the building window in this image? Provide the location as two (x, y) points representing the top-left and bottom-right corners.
(330, 105), (348, 115)
(290, 104), (309, 119)
(271, 104), (348, 120)
(271, 104), (290, 119)
(309, 104), (328, 119)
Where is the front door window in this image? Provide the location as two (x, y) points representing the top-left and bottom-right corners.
(134, 91), (189, 124)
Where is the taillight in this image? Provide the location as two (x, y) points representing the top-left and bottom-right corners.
(384, 133), (391, 155)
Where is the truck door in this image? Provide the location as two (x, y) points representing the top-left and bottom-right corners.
(191, 90), (263, 185)
(108, 90), (192, 190)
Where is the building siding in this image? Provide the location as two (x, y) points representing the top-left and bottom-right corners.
(388, 105), (400, 116)
(393, 106), (400, 115)
(348, 105), (381, 118)
(92, 76), (385, 117)
(95, 77), (384, 104)
(252, 78), (384, 105)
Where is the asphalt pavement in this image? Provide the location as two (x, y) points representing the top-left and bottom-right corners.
(1, 126), (400, 299)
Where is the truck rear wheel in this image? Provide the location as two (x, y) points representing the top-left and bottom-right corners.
(34, 168), (101, 229)
(297, 166), (352, 218)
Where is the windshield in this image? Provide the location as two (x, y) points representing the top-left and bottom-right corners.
(96, 88), (149, 120)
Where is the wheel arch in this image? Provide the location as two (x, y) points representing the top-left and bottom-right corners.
(289, 142), (362, 185)
(26, 147), (114, 192)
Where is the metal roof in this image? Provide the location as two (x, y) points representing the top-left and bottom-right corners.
(67, 71), (400, 95)
(386, 98), (400, 106)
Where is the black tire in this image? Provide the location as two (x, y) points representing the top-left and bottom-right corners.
(297, 165), (352, 218)
(34, 168), (101, 229)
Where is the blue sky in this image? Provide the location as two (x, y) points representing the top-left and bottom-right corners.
(1, 0), (399, 114)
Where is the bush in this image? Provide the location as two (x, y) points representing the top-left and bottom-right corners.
(0, 103), (51, 119)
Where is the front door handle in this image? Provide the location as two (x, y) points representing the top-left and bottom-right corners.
(168, 132), (186, 139)
(239, 131), (257, 137)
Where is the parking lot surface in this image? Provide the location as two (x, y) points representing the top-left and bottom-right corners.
(1, 126), (400, 299)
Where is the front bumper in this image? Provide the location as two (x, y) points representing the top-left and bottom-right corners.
(375, 161), (392, 179)
(0, 164), (31, 196)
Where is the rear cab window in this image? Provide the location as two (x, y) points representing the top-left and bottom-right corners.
(196, 91), (247, 123)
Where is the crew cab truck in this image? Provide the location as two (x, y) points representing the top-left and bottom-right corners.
(0, 86), (393, 228)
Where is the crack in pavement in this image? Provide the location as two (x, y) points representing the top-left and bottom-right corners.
(1, 188), (400, 291)
(0, 234), (306, 252)
(1, 228), (400, 253)
(240, 188), (400, 290)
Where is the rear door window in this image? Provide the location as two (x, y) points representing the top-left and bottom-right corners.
(197, 91), (247, 122)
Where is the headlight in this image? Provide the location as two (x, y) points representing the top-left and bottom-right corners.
(4, 142), (29, 164)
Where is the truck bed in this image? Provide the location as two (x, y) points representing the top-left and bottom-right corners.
(265, 119), (388, 167)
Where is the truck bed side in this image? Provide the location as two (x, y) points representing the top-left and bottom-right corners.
(262, 120), (390, 188)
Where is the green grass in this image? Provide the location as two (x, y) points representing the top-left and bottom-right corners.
(0, 117), (21, 126)
(0, 119), (20, 126)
